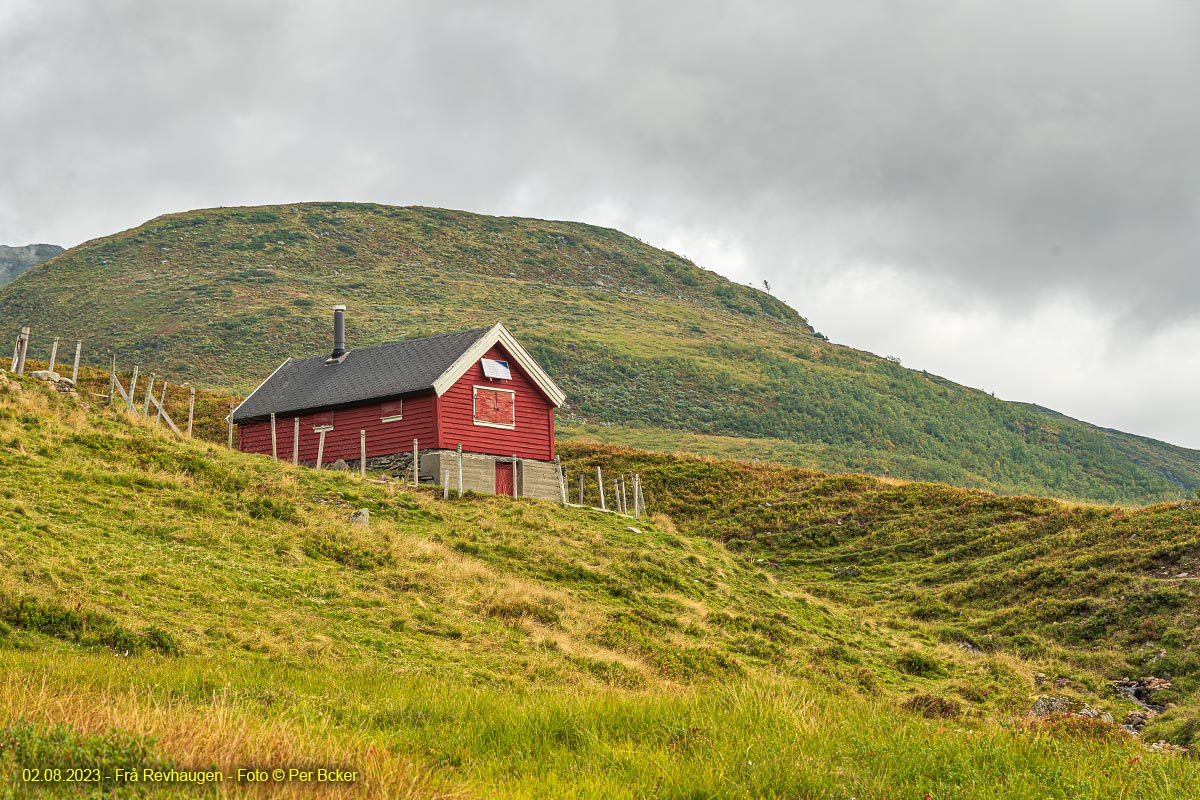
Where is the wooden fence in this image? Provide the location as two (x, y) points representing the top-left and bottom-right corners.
(9, 325), (650, 517)
(8, 325), (197, 438)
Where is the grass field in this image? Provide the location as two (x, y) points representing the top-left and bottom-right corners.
(1, 368), (1198, 797)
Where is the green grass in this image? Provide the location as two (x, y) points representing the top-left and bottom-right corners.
(3, 201), (1199, 504)
(1, 365), (1199, 797)
(561, 441), (1200, 750)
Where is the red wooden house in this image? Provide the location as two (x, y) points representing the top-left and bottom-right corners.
(232, 307), (567, 499)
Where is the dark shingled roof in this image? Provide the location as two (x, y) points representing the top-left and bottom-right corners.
(232, 327), (491, 422)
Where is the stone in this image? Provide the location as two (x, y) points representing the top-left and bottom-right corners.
(1030, 695), (1111, 723)
(625, 527), (641, 534)
(350, 508), (370, 527)
(29, 370), (61, 382)
(1125, 710), (1151, 731)
(331, 459), (350, 471)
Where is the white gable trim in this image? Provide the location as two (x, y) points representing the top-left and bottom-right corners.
(431, 322), (567, 407)
(231, 357), (292, 421)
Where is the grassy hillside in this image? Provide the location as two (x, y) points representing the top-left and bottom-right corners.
(2, 202), (1199, 504)
(562, 443), (1200, 748)
(1, 369), (1198, 797)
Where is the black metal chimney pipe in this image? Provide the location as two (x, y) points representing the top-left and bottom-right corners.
(328, 304), (347, 363)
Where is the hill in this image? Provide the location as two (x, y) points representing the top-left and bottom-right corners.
(1, 369), (1198, 798)
(0, 243), (63, 285)
(1, 202), (1198, 505)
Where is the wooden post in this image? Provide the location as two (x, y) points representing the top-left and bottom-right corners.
(443, 471), (450, 499)
(556, 457), (567, 506)
(619, 477), (628, 514)
(360, 430), (367, 479)
(8, 338), (17, 372)
(456, 443), (463, 498)
(269, 413), (277, 460)
(413, 439), (419, 487)
(292, 418), (299, 465)
(613, 480), (621, 513)
(47, 337), (59, 374)
(14, 327), (29, 375)
(633, 474), (641, 519)
(227, 402), (234, 449)
(127, 366), (139, 413)
(107, 355), (117, 405)
(112, 375), (129, 406)
(187, 388), (196, 437)
(597, 467), (605, 510)
(155, 380), (168, 427)
(70, 341), (81, 386)
(143, 374), (155, 418)
(316, 428), (327, 469)
(512, 455), (519, 498)
(147, 392), (182, 436)
(578, 475), (584, 506)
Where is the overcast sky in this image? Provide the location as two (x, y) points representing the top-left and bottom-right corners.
(3, 1), (1199, 446)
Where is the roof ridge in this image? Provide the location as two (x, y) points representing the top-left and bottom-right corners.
(231, 324), (502, 422)
(288, 325), (493, 363)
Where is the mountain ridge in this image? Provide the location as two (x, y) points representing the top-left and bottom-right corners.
(0, 201), (1196, 505)
(0, 242), (63, 285)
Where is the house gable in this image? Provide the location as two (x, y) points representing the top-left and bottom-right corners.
(432, 322), (566, 407)
(436, 341), (556, 461)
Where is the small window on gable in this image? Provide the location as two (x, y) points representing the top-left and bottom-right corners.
(481, 358), (512, 380)
(381, 399), (403, 422)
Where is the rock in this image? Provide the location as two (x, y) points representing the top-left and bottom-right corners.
(1111, 677), (1172, 709)
(1029, 695), (1112, 723)
(626, 526), (641, 533)
(1030, 695), (1074, 716)
(833, 566), (861, 579)
(350, 508), (370, 527)
(1053, 677), (1072, 689)
(1125, 710), (1151, 731)
(1034, 672), (1048, 686)
(29, 370), (61, 382)
(331, 459), (350, 471)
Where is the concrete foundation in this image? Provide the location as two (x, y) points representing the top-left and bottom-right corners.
(421, 450), (562, 502)
(329, 448), (562, 502)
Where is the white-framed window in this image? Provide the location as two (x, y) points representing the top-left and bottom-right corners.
(380, 398), (403, 422)
(473, 385), (516, 429)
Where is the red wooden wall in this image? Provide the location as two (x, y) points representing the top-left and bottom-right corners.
(238, 393), (438, 463)
(437, 343), (555, 461)
(237, 343), (556, 462)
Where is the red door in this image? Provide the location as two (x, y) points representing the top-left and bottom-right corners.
(496, 462), (514, 496)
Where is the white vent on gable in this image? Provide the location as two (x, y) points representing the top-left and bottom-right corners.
(481, 358), (512, 380)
